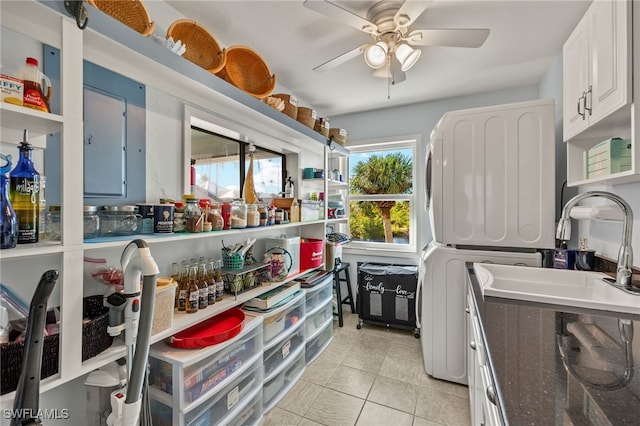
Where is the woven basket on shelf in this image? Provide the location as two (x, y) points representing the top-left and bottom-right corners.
(216, 46), (276, 99)
(166, 19), (227, 73)
(314, 117), (330, 137)
(329, 128), (348, 146)
(86, 0), (155, 37)
(296, 107), (317, 129)
(272, 93), (298, 119)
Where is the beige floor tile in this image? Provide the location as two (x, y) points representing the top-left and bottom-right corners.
(261, 407), (302, 425)
(391, 330), (422, 348)
(304, 388), (365, 426)
(367, 375), (419, 414)
(378, 355), (424, 386)
(325, 365), (376, 399)
(302, 348), (343, 385)
(419, 374), (469, 399)
(355, 401), (414, 426)
(415, 386), (471, 425)
(413, 416), (446, 426)
(298, 418), (325, 426)
(386, 341), (423, 364)
(277, 379), (323, 417)
(340, 345), (386, 374)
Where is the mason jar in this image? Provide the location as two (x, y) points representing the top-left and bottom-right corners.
(98, 205), (142, 236)
(184, 198), (203, 232)
(246, 204), (259, 227)
(83, 205), (100, 239)
(230, 200), (247, 229)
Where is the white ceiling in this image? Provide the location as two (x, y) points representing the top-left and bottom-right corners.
(163, 0), (591, 117)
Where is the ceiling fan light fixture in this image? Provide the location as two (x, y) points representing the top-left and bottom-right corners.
(364, 41), (388, 69)
(395, 42), (421, 71)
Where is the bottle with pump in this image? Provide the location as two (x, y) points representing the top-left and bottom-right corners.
(10, 130), (40, 244)
(1, 154), (18, 249)
(16, 57), (51, 113)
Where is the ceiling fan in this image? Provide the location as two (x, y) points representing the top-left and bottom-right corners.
(303, 0), (490, 83)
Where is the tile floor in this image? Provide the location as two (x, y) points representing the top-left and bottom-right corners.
(261, 311), (471, 426)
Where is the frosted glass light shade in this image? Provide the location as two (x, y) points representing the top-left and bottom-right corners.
(364, 41), (388, 69)
(395, 43), (421, 71)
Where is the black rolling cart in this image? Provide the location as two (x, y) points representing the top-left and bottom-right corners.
(356, 262), (420, 338)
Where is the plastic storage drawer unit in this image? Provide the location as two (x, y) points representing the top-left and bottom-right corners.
(263, 319), (306, 379)
(245, 290), (306, 346)
(305, 318), (333, 364)
(263, 346), (306, 411)
(148, 315), (263, 424)
(306, 299), (333, 337)
(302, 275), (333, 313)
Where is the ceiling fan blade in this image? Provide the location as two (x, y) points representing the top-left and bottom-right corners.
(406, 28), (490, 48)
(394, 0), (433, 27)
(313, 44), (367, 72)
(372, 58), (406, 84)
(303, 0), (377, 34)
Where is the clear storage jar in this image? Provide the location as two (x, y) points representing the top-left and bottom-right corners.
(83, 205), (100, 239)
(208, 203), (224, 231)
(230, 200), (247, 229)
(46, 205), (61, 241)
(98, 205), (142, 236)
(246, 204), (259, 227)
(184, 198), (203, 232)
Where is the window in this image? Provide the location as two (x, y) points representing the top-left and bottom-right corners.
(191, 127), (284, 201)
(348, 137), (416, 251)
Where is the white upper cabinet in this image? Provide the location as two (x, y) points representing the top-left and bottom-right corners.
(563, 0), (631, 142)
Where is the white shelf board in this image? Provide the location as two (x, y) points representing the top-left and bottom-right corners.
(0, 241), (64, 259)
(0, 103), (64, 137)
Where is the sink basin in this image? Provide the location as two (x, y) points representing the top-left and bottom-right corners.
(474, 263), (640, 315)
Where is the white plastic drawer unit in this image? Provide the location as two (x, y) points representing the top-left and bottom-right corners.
(303, 275), (333, 313)
(226, 387), (263, 426)
(147, 314), (263, 417)
(306, 318), (333, 365)
(245, 290), (306, 345)
(263, 346), (306, 411)
(150, 359), (263, 426)
(306, 298), (333, 337)
(263, 319), (306, 379)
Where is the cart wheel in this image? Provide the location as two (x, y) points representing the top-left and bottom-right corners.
(356, 324), (362, 330)
(414, 331), (421, 339)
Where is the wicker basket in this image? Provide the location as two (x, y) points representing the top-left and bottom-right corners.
(314, 118), (330, 137)
(86, 0), (155, 37)
(296, 107), (317, 129)
(216, 46), (276, 99)
(329, 128), (348, 146)
(82, 295), (114, 362)
(166, 19), (227, 73)
(272, 93), (298, 119)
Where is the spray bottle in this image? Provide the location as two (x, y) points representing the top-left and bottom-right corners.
(1, 154), (18, 249)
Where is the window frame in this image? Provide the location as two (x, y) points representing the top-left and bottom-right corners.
(347, 135), (418, 254)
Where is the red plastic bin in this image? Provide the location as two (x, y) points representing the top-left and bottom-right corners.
(300, 238), (324, 269)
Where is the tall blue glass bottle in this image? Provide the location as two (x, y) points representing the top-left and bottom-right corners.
(9, 130), (40, 244)
(1, 154), (18, 249)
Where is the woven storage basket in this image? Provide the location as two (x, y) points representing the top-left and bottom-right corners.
(272, 94), (298, 119)
(314, 118), (330, 137)
(296, 107), (317, 129)
(167, 19), (227, 73)
(1, 334), (59, 395)
(82, 295), (114, 362)
(216, 46), (276, 99)
(86, 0), (155, 37)
(329, 128), (348, 146)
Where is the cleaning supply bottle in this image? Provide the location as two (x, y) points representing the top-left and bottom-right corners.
(15, 57), (51, 113)
(1, 154), (18, 249)
(10, 130), (40, 244)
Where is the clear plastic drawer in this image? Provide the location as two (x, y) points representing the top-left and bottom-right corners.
(245, 290), (305, 345)
(303, 275), (333, 314)
(306, 299), (333, 338)
(263, 347), (306, 410)
(306, 319), (333, 364)
(263, 321), (306, 379)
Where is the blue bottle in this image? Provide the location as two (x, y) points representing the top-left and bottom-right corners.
(1, 154), (18, 249)
(9, 130), (40, 244)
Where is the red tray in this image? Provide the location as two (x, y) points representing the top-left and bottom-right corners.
(166, 308), (245, 349)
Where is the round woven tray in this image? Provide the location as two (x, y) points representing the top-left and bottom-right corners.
(216, 45), (276, 99)
(296, 107), (317, 129)
(167, 19), (226, 73)
(272, 93), (298, 119)
(86, 0), (155, 37)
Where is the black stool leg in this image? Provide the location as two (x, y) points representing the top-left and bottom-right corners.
(343, 268), (356, 314)
(333, 269), (344, 327)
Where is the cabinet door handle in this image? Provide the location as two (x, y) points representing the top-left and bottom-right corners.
(577, 93), (586, 119)
(486, 385), (497, 405)
(585, 85), (592, 115)
(466, 306), (470, 314)
(470, 340), (477, 350)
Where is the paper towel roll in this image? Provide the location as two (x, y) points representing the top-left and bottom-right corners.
(569, 205), (624, 221)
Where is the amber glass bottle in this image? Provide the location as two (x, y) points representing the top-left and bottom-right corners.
(186, 266), (199, 314)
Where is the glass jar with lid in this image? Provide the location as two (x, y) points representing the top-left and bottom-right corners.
(184, 198), (203, 232)
(246, 204), (259, 227)
(46, 205), (61, 241)
(230, 199), (247, 229)
(98, 205), (142, 236)
(83, 205), (100, 239)
(208, 203), (224, 231)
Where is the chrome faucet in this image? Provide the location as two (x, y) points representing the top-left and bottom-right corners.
(556, 191), (634, 288)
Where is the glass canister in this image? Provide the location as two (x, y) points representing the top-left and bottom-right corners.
(184, 198), (203, 232)
(208, 203), (224, 231)
(83, 205), (100, 239)
(46, 205), (61, 241)
(98, 205), (142, 236)
(230, 199), (247, 229)
(246, 204), (259, 227)
(258, 204), (268, 227)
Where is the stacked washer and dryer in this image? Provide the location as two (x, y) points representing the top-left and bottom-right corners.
(417, 99), (557, 384)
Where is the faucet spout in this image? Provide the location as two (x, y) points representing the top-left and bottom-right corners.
(557, 191), (634, 287)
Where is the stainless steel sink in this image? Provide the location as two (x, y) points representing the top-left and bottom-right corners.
(474, 263), (640, 315)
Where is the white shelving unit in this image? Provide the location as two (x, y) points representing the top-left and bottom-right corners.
(0, 1), (346, 412)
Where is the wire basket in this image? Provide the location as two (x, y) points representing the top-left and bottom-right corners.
(296, 107), (317, 129)
(166, 19), (227, 73)
(223, 252), (245, 270)
(272, 93), (298, 119)
(223, 264), (270, 295)
(86, 0), (155, 37)
(216, 45), (276, 99)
